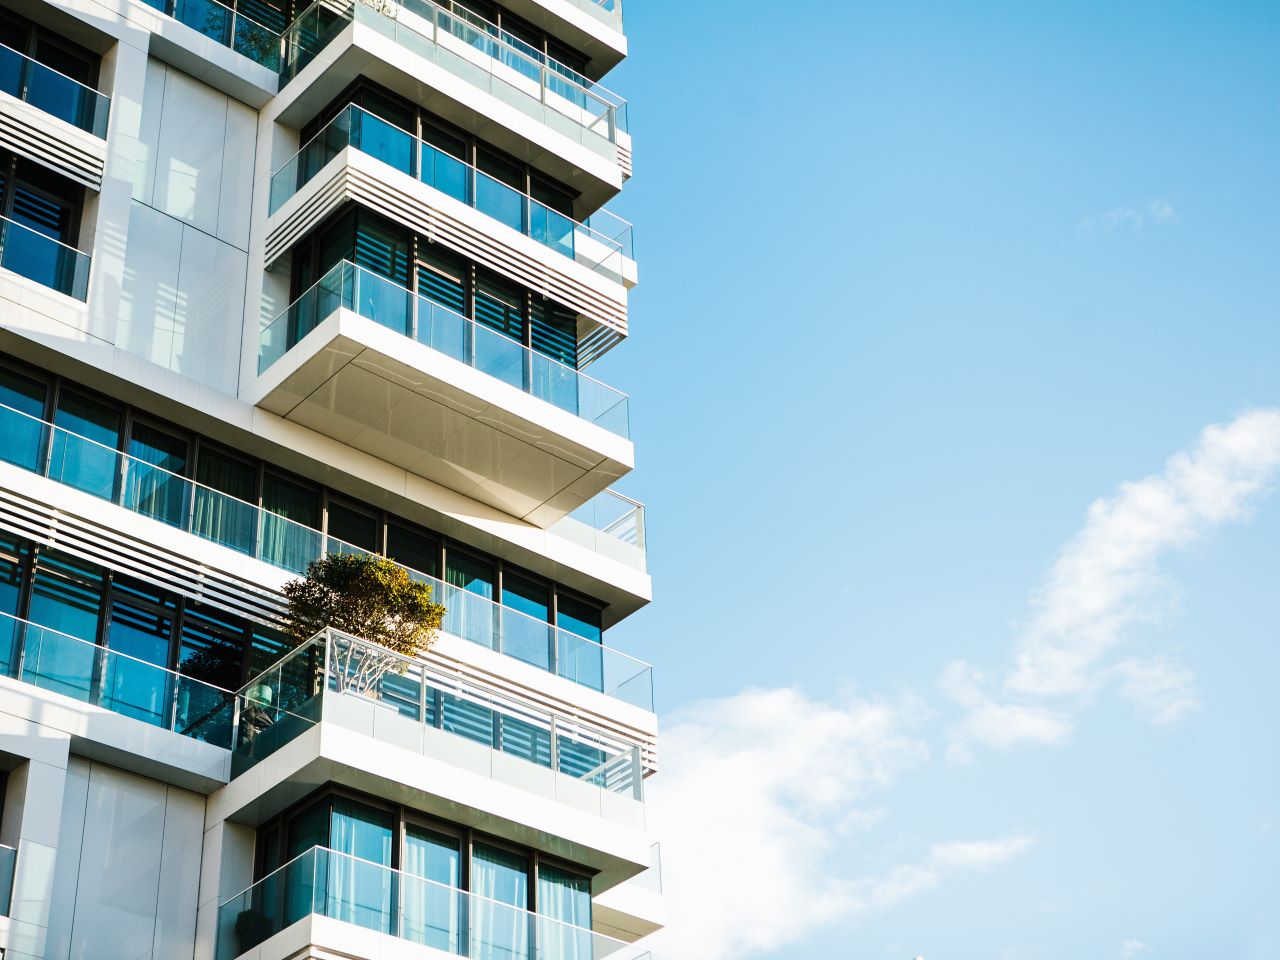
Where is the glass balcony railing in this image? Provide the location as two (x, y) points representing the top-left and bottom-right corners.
(0, 610), (238, 747)
(139, 0), (282, 71)
(217, 845), (652, 960)
(0, 215), (91, 300)
(0, 843), (14, 917)
(233, 627), (646, 792)
(280, 0), (624, 158)
(0, 42), (110, 137)
(0, 401), (653, 710)
(259, 259), (632, 438)
(568, 0), (623, 30)
(269, 104), (634, 281)
(568, 489), (645, 549)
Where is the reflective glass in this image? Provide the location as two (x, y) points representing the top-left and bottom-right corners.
(49, 391), (119, 499)
(0, 368), (47, 471)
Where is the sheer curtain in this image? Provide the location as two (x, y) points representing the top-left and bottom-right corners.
(192, 450), (256, 554)
(471, 844), (529, 960)
(328, 798), (394, 933)
(402, 826), (462, 952)
(444, 554), (497, 650)
(536, 866), (592, 960)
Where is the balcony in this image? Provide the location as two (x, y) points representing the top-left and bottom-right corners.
(0, 216), (91, 300)
(245, 260), (634, 521)
(270, 104), (635, 287)
(216, 845), (653, 960)
(138, 0), (282, 71)
(231, 628), (649, 792)
(549, 489), (645, 571)
(0, 399), (652, 709)
(0, 610), (237, 748)
(0, 216), (92, 300)
(0, 42), (109, 137)
(273, 0), (631, 194)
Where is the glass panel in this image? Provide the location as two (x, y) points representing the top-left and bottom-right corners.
(49, 391), (119, 499)
(23, 552), (103, 700)
(555, 597), (603, 691)
(327, 501), (379, 552)
(386, 523), (438, 578)
(172, 0), (233, 46)
(102, 581), (175, 726)
(537, 865), (592, 950)
(471, 844), (529, 960)
(0, 533), (30, 674)
(500, 573), (550, 670)
(177, 604), (243, 744)
(352, 109), (415, 175)
(123, 422), (189, 527)
(0, 366), (48, 471)
(444, 552), (496, 649)
(327, 798), (394, 933)
(474, 171), (525, 234)
(420, 141), (470, 203)
(261, 474), (321, 573)
(193, 448), (257, 554)
(402, 827), (462, 952)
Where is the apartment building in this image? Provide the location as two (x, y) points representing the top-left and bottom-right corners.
(0, 0), (662, 956)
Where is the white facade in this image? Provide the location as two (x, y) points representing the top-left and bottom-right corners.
(0, 0), (661, 956)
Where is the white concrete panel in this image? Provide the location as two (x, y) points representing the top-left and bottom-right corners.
(118, 201), (182, 368)
(171, 225), (246, 393)
(69, 764), (167, 960)
(152, 788), (206, 959)
(45, 759), (90, 960)
(152, 69), (228, 236)
(217, 99), (257, 250)
(129, 58), (168, 207)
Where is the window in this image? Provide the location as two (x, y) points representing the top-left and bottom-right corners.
(538, 864), (592, 958)
(124, 421), (189, 528)
(327, 500), (379, 553)
(402, 826), (463, 952)
(472, 843), (530, 958)
(50, 389), (119, 500)
(0, 532), (30, 674)
(0, 10), (102, 132)
(0, 365), (48, 471)
(103, 576), (177, 727)
(0, 154), (86, 296)
(261, 473), (321, 573)
(386, 523), (438, 578)
(193, 446), (257, 554)
(555, 594), (603, 691)
(501, 571), (550, 670)
(24, 551), (103, 700)
(444, 551), (496, 649)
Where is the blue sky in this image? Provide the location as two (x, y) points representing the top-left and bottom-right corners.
(589, 2), (1280, 958)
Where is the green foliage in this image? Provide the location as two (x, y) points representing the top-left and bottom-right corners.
(282, 553), (445, 658)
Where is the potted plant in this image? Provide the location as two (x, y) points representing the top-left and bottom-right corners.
(282, 553), (445, 699)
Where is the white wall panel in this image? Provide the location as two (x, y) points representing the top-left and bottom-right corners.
(45, 758), (90, 960)
(69, 764), (168, 960)
(218, 99), (257, 250)
(119, 201), (183, 369)
(53, 762), (206, 960)
(171, 223), (246, 392)
(128, 58), (168, 208)
(152, 69), (228, 238)
(152, 788), (206, 960)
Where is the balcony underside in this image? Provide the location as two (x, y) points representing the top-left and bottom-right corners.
(500, 0), (627, 77)
(242, 310), (633, 524)
(266, 147), (631, 343)
(0, 91), (106, 190)
(269, 9), (625, 211)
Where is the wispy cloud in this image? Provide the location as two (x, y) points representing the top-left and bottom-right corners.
(939, 660), (1072, 763)
(1007, 409), (1280, 699)
(1121, 938), (1147, 959)
(647, 688), (929, 960)
(929, 834), (1035, 868)
(1078, 198), (1177, 234)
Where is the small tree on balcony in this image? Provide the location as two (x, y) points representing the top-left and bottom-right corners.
(282, 553), (445, 698)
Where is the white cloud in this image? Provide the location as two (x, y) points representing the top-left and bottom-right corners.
(1078, 198), (1177, 234)
(940, 661), (1072, 762)
(1008, 409), (1280, 699)
(1121, 939), (1147, 958)
(1113, 657), (1199, 725)
(646, 686), (1042, 960)
(929, 834), (1035, 868)
(646, 688), (929, 960)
